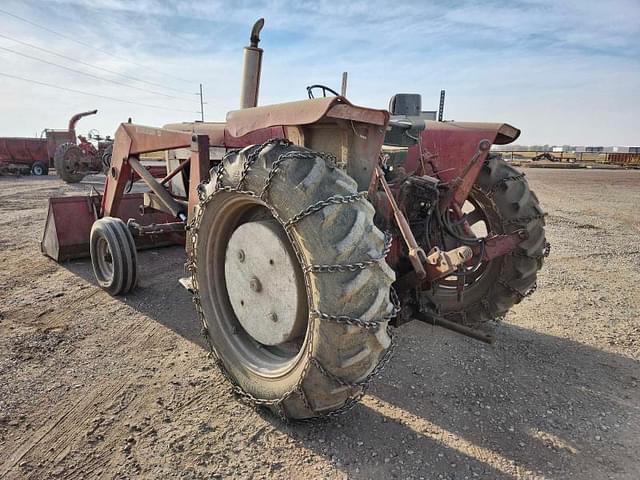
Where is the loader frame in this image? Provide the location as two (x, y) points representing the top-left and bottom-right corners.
(94, 96), (525, 294)
(101, 96), (390, 233)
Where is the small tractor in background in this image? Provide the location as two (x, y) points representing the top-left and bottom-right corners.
(53, 109), (114, 183)
(532, 152), (559, 162)
(41, 19), (547, 420)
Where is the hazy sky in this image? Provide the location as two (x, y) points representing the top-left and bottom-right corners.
(0, 0), (638, 146)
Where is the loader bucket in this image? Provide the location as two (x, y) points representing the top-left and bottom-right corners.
(41, 193), (184, 262)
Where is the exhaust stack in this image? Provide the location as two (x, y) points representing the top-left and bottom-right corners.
(239, 18), (264, 109)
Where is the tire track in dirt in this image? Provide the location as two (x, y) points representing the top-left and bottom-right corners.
(2, 169), (639, 479)
(0, 380), (130, 478)
(0, 301), (175, 478)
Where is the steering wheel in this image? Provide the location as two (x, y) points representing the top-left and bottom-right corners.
(307, 84), (341, 99)
(87, 128), (101, 140)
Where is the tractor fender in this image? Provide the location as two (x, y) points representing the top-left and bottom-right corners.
(407, 121), (520, 205)
(225, 96), (388, 137)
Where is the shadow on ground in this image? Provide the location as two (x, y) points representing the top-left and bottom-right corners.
(62, 249), (639, 479)
(63, 246), (205, 349)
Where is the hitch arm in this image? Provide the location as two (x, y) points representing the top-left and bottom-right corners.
(414, 311), (493, 344)
(375, 166), (427, 279)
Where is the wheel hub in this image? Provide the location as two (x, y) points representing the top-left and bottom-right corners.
(224, 219), (306, 346)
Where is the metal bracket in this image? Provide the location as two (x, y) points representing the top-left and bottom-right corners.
(375, 165), (427, 279)
(414, 310), (494, 344)
(424, 246), (473, 281)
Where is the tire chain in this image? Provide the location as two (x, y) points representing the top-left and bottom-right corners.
(502, 212), (547, 227)
(438, 159), (547, 324)
(488, 173), (526, 196)
(305, 231), (393, 273)
(498, 279), (537, 301)
(188, 138), (399, 421)
(512, 240), (551, 259)
(284, 192), (368, 228)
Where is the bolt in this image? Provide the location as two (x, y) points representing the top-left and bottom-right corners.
(269, 312), (278, 323)
(249, 277), (262, 293)
(478, 139), (492, 152)
(237, 249), (245, 262)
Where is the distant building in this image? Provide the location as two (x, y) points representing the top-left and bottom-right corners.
(604, 146), (626, 153)
(576, 146), (604, 153)
(496, 144), (638, 153)
(552, 145), (573, 152)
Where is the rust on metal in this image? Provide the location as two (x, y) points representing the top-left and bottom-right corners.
(41, 193), (183, 261)
(423, 121), (520, 145)
(607, 152), (640, 166)
(128, 156), (185, 219)
(102, 123), (192, 217)
(188, 135), (211, 222)
(407, 121), (520, 208)
(478, 232), (526, 261)
(160, 158), (190, 185)
(68, 109), (97, 134)
(326, 103), (388, 126)
(101, 125), (132, 217)
(226, 97), (388, 138)
(163, 121), (226, 146)
(0, 137), (49, 172)
(120, 123), (191, 155)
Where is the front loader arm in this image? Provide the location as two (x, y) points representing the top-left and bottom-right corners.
(102, 124), (192, 217)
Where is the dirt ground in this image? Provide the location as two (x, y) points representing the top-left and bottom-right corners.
(0, 168), (639, 480)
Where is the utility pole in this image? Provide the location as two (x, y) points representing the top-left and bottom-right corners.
(198, 83), (205, 122)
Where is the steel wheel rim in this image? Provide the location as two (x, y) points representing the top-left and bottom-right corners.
(202, 192), (309, 378)
(95, 236), (114, 280)
(438, 189), (501, 291)
(64, 149), (81, 173)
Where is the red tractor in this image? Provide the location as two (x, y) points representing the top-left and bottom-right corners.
(53, 110), (113, 183)
(42, 19), (547, 420)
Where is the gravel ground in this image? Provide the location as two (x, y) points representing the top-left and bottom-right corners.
(0, 168), (638, 479)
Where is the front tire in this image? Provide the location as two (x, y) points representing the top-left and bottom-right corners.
(90, 217), (138, 295)
(191, 140), (396, 420)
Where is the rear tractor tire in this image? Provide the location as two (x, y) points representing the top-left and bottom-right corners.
(424, 155), (547, 326)
(101, 144), (113, 174)
(90, 217), (138, 295)
(191, 140), (396, 420)
(31, 161), (48, 176)
(54, 142), (86, 183)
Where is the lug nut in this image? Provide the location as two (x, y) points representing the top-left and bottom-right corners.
(269, 312), (278, 323)
(237, 249), (245, 262)
(249, 277), (262, 292)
